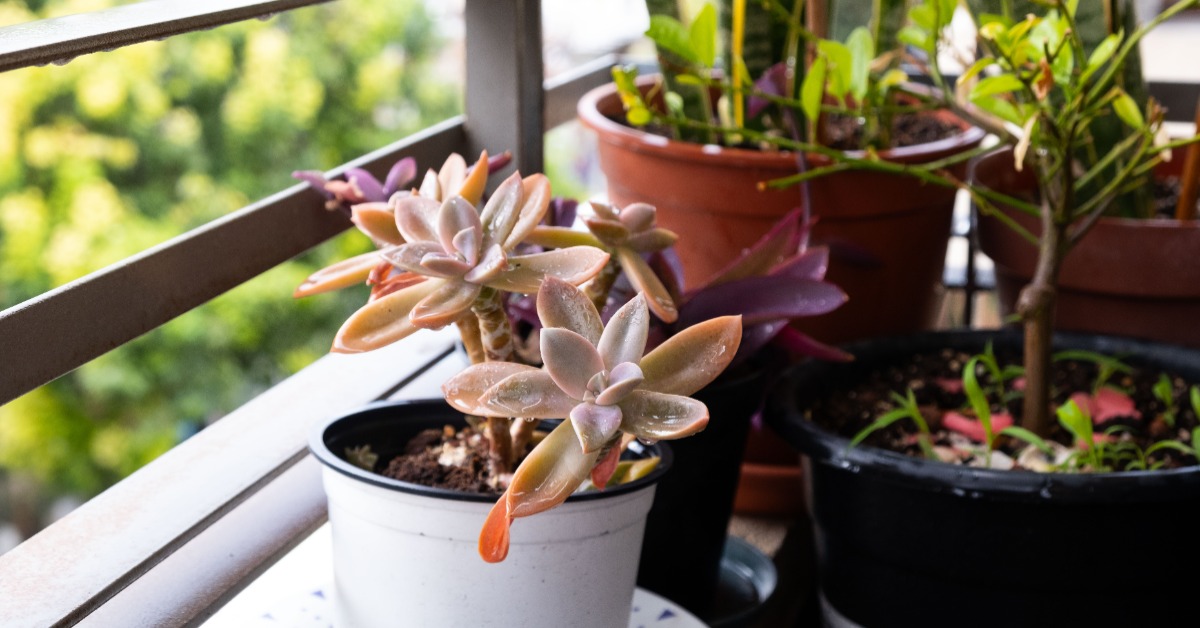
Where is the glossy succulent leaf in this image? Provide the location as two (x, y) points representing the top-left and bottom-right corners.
(332, 279), (440, 353)
(618, 390), (708, 440)
(293, 251), (382, 298)
(410, 280), (481, 328)
(617, 248), (678, 323)
(470, 370), (578, 418)
(542, 328), (606, 399)
(536, 275), (604, 344)
(442, 362), (540, 414)
(570, 403), (623, 453)
(639, 315), (743, 396)
(484, 247), (610, 294)
(350, 202), (403, 246)
(597, 294), (650, 370)
(393, 196), (441, 243)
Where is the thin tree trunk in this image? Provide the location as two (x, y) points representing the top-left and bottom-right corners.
(1015, 213), (1065, 436)
(472, 287), (515, 475)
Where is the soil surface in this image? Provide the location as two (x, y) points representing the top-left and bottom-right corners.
(808, 347), (1200, 472)
(378, 425), (502, 494)
(823, 111), (961, 151)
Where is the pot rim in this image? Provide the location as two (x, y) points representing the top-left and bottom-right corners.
(309, 397), (673, 503)
(577, 73), (988, 167)
(767, 329), (1200, 503)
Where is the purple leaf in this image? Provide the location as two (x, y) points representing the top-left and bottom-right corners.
(382, 157), (418, 197)
(703, 208), (806, 288)
(747, 62), (788, 120)
(549, 198), (578, 228)
(292, 170), (332, 199)
(345, 168), (386, 202)
(679, 276), (847, 327)
(773, 246), (830, 281)
(774, 326), (854, 362)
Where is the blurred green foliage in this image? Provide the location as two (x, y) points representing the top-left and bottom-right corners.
(0, 0), (461, 517)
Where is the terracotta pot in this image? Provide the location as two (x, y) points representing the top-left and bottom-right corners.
(766, 330), (1200, 627)
(310, 399), (671, 628)
(732, 422), (804, 517)
(973, 147), (1200, 348)
(577, 77), (986, 345)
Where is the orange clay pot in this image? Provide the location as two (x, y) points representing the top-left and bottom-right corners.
(578, 76), (987, 346)
(974, 147), (1200, 349)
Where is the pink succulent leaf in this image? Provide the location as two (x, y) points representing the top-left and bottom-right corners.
(597, 294), (649, 371)
(382, 157), (418, 197)
(595, 362), (644, 405)
(442, 362), (541, 415)
(332, 278), (442, 353)
(486, 247), (610, 294)
(324, 180), (364, 205)
(451, 226), (481, 266)
(418, 168), (441, 198)
(418, 252), (474, 278)
(436, 153), (467, 198)
(623, 228), (678, 254)
(345, 168), (386, 202)
(618, 202), (657, 232)
(773, 326), (855, 362)
(351, 202), (403, 246)
(506, 419), (601, 518)
(504, 174), (552, 249)
(380, 242), (448, 275)
(618, 390), (709, 441)
(463, 244), (508, 285)
(541, 328), (605, 400)
(775, 246), (830, 281)
(570, 402), (624, 453)
(478, 173), (525, 248)
(705, 208), (805, 287)
(589, 201), (619, 222)
(640, 315), (743, 396)
(438, 197), (482, 255)
(393, 195), (441, 243)
(486, 150), (514, 174)
(617, 248), (678, 323)
(536, 276), (603, 345)
(294, 250), (381, 298)
(591, 444), (622, 489)
(678, 277), (846, 328)
(292, 170), (332, 199)
(584, 217), (630, 244)
(410, 279), (480, 329)
(478, 370), (579, 418)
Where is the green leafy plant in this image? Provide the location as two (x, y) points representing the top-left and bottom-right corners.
(616, 0), (933, 150)
(849, 389), (936, 459)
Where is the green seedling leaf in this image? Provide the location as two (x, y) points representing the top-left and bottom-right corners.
(818, 40), (853, 99)
(849, 391), (933, 459)
(647, 15), (698, 64)
(1084, 32), (1122, 81)
(1190, 386), (1200, 418)
(1153, 373), (1177, 427)
(1056, 398), (1094, 448)
(846, 27), (874, 102)
(689, 3), (717, 68)
(1111, 89), (1145, 129)
(801, 56), (828, 123)
(1053, 349), (1132, 391)
(970, 74), (1025, 100)
(344, 445), (378, 471)
(999, 426), (1054, 457)
(963, 357), (993, 434)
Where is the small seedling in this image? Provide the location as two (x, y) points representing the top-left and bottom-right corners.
(1153, 373), (1179, 428)
(849, 390), (936, 460)
(1053, 350), (1133, 394)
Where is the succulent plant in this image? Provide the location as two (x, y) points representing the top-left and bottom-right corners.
(442, 276), (742, 562)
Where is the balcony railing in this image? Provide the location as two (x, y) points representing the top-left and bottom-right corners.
(1, 2), (1197, 626)
(0, 1), (622, 625)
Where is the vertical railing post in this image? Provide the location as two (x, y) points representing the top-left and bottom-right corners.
(464, 0), (544, 179)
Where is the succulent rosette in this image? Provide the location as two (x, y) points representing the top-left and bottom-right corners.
(331, 172), (610, 353)
(442, 276), (742, 562)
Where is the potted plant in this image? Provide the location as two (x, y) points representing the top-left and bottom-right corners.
(764, 1), (1200, 625)
(578, 0), (987, 345)
(293, 150), (844, 626)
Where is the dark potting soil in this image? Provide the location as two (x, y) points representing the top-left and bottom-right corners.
(823, 111), (961, 151)
(808, 347), (1200, 471)
(1152, 176), (1199, 218)
(378, 425), (501, 494)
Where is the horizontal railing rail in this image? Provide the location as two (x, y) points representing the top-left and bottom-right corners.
(0, 0), (334, 73)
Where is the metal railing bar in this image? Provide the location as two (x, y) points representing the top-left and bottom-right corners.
(0, 327), (459, 628)
(0, 117), (468, 407)
(0, 0), (333, 74)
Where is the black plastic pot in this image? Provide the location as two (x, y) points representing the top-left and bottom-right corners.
(766, 330), (1200, 628)
(637, 350), (783, 625)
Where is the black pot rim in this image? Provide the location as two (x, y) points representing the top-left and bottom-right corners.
(767, 329), (1200, 503)
(309, 398), (673, 503)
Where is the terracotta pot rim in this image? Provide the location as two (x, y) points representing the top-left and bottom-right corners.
(577, 74), (987, 168)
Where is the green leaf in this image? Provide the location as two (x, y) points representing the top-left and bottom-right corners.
(963, 357), (993, 437)
(970, 74), (1025, 100)
(1191, 385), (1200, 417)
(846, 27), (874, 102)
(972, 95), (1023, 125)
(958, 58), (995, 85)
(1111, 89), (1145, 129)
(897, 25), (928, 49)
(1084, 32), (1122, 80)
(689, 3), (717, 68)
(801, 56), (828, 123)
(646, 15), (697, 64)
(817, 40), (853, 99)
(999, 426), (1054, 456)
(1056, 399), (1093, 445)
(879, 69), (908, 91)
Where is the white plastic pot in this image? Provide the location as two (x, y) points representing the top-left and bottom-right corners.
(310, 399), (671, 628)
